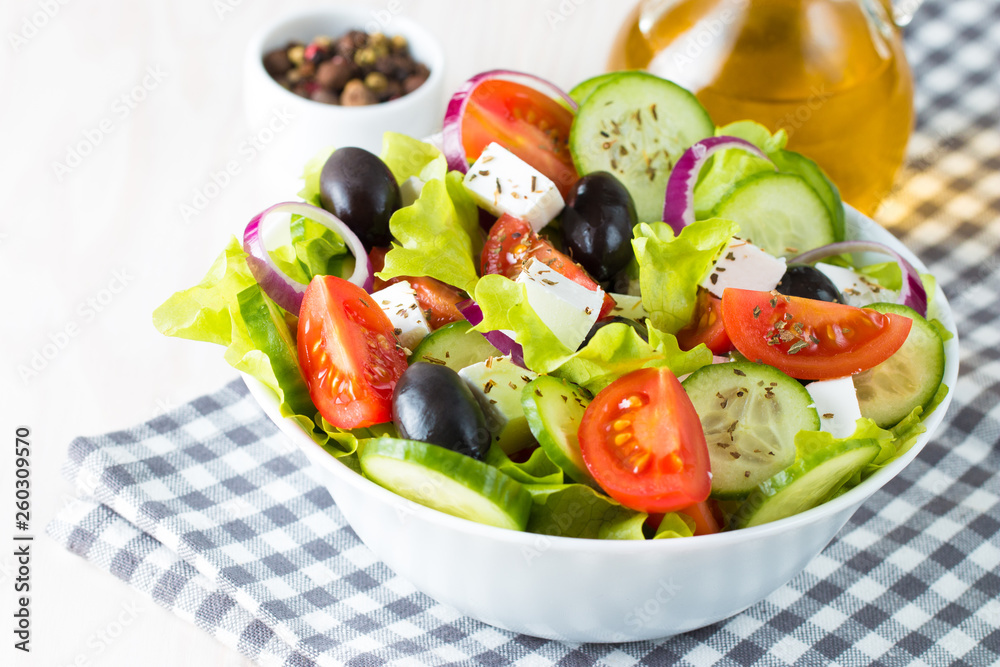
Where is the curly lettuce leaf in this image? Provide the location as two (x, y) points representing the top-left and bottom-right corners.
(378, 178), (481, 294)
(487, 446), (564, 485)
(524, 483), (647, 539)
(298, 146), (336, 206)
(653, 512), (696, 539)
(379, 131), (448, 184)
(633, 218), (738, 334)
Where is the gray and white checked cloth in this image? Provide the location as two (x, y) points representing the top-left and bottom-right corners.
(48, 1), (1000, 665)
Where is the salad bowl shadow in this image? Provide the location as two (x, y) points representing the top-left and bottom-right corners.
(243, 206), (958, 642)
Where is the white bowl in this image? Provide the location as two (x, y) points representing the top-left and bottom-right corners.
(244, 206), (958, 642)
(243, 8), (445, 193)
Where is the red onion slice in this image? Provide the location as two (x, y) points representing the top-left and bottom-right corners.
(790, 241), (927, 317)
(441, 70), (578, 174)
(243, 202), (373, 314)
(457, 299), (526, 368)
(663, 136), (771, 234)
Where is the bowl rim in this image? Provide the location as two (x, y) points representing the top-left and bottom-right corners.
(245, 6), (446, 114)
(244, 204), (959, 552)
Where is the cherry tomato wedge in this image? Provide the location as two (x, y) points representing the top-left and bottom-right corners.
(720, 288), (912, 380)
(461, 79), (577, 197)
(370, 247), (466, 329)
(578, 367), (711, 513)
(676, 291), (733, 355)
(481, 214), (616, 318)
(676, 500), (721, 536)
(297, 275), (407, 428)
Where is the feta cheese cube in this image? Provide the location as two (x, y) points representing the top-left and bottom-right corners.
(515, 257), (604, 351)
(806, 376), (862, 439)
(462, 142), (564, 232)
(701, 238), (787, 299)
(458, 356), (538, 454)
(815, 262), (898, 307)
(370, 280), (430, 350)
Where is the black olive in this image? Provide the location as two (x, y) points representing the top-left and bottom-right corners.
(776, 264), (844, 303)
(319, 147), (401, 250)
(391, 362), (491, 460)
(581, 316), (648, 349)
(561, 172), (637, 281)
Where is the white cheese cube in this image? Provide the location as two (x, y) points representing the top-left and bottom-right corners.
(609, 292), (647, 321)
(370, 280), (430, 350)
(458, 356), (538, 454)
(814, 262), (898, 307)
(399, 176), (424, 207)
(701, 238), (787, 299)
(806, 377), (862, 439)
(462, 142), (564, 232)
(515, 257), (604, 351)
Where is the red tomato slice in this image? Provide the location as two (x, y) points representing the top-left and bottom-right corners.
(297, 275), (408, 428)
(462, 79), (577, 197)
(370, 247), (466, 330)
(578, 367), (711, 513)
(676, 291), (733, 355)
(720, 288), (912, 380)
(481, 214), (616, 318)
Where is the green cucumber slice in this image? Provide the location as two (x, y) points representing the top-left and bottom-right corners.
(853, 302), (946, 428)
(770, 149), (846, 242)
(711, 172), (836, 258)
(407, 320), (500, 371)
(728, 439), (882, 528)
(360, 437), (532, 531)
(568, 72), (621, 105)
(521, 376), (597, 487)
(683, 361), (819, 499)
(237, 284), (314, 417)
(570, 71), (714, 223)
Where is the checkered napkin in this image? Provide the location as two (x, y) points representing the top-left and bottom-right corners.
(48, 1), (1000, 665)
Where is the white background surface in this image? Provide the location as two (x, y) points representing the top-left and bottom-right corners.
(1, 1), (637, 665)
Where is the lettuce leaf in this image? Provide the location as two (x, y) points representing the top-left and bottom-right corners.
(486, 446), (564, 485)
(633, 218), (738, 334)
(653, 512), (696, 539)
(378, 178), (481, 294)
(298, 147), (336, 206)
(379, 131), (448, 184)
(524, 483), (647, 539)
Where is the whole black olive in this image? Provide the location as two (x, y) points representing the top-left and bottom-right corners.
(581, 316), (648, 349)
(561, 172), (637, 281)
(391, 362), (491, 460)
(319, 147), (401, 249)
(776, 264), (844, 303)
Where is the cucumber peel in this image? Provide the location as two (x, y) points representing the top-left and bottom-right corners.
(521, 376), (597, 487)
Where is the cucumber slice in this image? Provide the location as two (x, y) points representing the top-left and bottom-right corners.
(521, 376), (597, 487)
(770, 149), (846, 242)
(237, 284), (314, 417)
(570, 72), (714, 223)
(728, 439), (882, 528)
(407, 320), (500, 371)
(360, 437), (532, 531)
(711, 172), (836, 258)
(683, 361), (819, 499)
(853, 302), (946, 428)
(568, 72), (620, 105)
